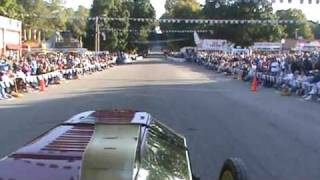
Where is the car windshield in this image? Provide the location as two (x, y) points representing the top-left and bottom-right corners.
(0, 1), (320, 180)
(135, 119), (191, 180)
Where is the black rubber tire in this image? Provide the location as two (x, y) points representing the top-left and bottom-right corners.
(219, 158), (249, 180)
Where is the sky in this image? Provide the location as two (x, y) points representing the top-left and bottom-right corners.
(65, 0), (319, 21)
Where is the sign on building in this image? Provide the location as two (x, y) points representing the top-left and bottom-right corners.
(253, 42), (282, 52)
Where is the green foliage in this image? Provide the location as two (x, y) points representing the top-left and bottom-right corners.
(2, 0), (316, 50)
(105, 0), (130, 51)
(171, 0), (201, 18)
(125, 0), (156, 51)
(202, 0), (284, 47)
(17, 0), (53, 35)
(86, 0), (156, 51)
(86, 0), (130, 51)
(276, 9), (314, 39)
(161, 0), (202, 50)
(0, 0), (24, 19)
(66, 6), (89, 38)
(161, 0), (315, 48)
(0, 0), (90, 40)
(165, 0), (178, 14)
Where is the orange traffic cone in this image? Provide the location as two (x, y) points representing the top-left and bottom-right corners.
(39, 79), (46, 92)
(251, 74), (257, 92)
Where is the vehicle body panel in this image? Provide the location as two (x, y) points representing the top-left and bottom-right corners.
(81, 124), (140, 180)
(0, 110), (193, 180)
(135, 120), (192, 180)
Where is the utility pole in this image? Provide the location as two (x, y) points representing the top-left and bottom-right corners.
(98, 18), (100, 52)
(95, 16), (100, 53)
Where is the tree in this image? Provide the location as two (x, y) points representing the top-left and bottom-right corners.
(66, 6), (89, 39)
(86, 0), (130, 51)
(203, 0), (284, 47)
(16, 0), (69, 38)
(276, 9), (314, 39)
(161, 0), (285, 48)
(125, 0), (156, 51)
(46, 0), (68, 32)
(0, 0), (24, 19)
(164, 0), (178, 14)
(17, 0), (51, 31)
(106, 0), (130, 51)
(161, 0), (202, 50)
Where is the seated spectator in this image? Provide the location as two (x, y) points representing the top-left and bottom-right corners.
(15, 67), (27, 93)
(303, 70), (320, 101)
(0, 71), (9, 99)
(244, 65), (255, 82)
(281, 71), (300, 96)
(31, 57), (38, 75)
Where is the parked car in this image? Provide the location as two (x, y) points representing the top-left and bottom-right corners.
(0, 110), (248, 180)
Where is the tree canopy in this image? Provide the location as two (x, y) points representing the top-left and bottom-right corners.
(161, 0), (202, 50)
(276, 9), (314, 39)
(1, 0), (89, 40)
(86, 0), (156, 51)
(0, 0), (318, 50)
(86, 0), (130, 51)
(66, 6), (89, 39)
(0, 0), (24, 19)
(125, 0), (156, 51)
(160, 0), (316, 48)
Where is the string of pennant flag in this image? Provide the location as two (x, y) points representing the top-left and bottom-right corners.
(210, 0), (320, 3)
(99, 29), (210, 33)
(271, 0), (320, 3)
(25, 15), (319, 24)
(88, 17), (318, 24)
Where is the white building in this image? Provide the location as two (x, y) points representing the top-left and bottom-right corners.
(194, 32), (228, 51)
(0, 16), (22, 57)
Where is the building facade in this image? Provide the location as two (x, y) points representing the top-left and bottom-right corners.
(0, 16), (22, 57)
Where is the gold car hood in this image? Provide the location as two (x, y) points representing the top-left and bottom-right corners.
(80, 124), (140, 180)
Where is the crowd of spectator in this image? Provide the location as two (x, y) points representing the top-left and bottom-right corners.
(190, 52), (320, 101)
(0, 53), (112, 100)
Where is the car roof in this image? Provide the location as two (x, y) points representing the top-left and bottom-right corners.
(0, 110), (151, 180)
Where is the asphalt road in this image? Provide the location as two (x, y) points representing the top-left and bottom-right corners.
(1, 57), (320, 180)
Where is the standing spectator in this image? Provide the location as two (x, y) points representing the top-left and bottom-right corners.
(31, 57), (38, 75)
(270, 59), (280, 76)
(303, 57), (313, 75)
